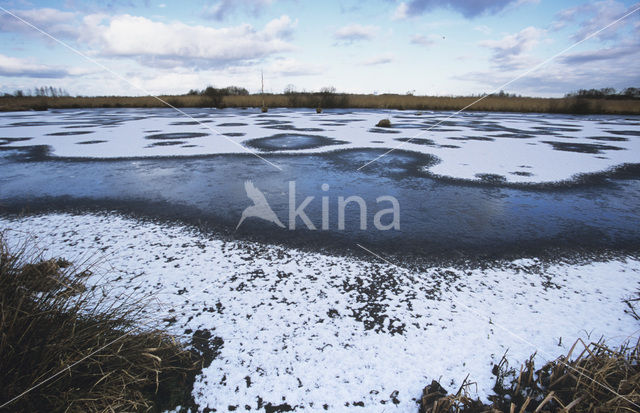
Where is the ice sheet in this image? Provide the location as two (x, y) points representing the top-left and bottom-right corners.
(1, 108), (639, 184)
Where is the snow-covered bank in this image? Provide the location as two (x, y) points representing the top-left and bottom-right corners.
(1, 212), (638, 412)
(1, 109), (639, 184)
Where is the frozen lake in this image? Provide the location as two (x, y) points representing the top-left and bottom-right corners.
(1, 108), (639, 412)
(1, 108), (640, 259)
(1, 107), (639, 184)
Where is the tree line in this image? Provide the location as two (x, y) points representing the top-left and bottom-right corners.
(565, 87), (640, 99)
(2, 86), (70, 98)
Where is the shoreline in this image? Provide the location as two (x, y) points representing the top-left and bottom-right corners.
(2, 207), (639, 270)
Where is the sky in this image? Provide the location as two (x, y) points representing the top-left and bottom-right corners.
(0, 0), (638, 97)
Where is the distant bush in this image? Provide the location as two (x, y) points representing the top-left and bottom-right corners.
(0, 86), (69, 98)
(280, 87), (349, 109)
(565, 87), (640, 100)
(488, 90), (521, 98)
(623, 87), (640, 99)
(195, 85), (250, 108)
(318, 86), (348, 108)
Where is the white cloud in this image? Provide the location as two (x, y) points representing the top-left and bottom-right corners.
(0, 53), (75, 78)
(393, 3), (409, 20)
(399, 0), (522, 18)
(334, 24), (378, 42)
(479, 26), (545, 70)
(84, 14), (296, 68)
(0, 8), (297, 70)
(474, 25), (492, 35)
(0, 7), (79, 38)
(410, 34), (435, 46)
(361, 54), (394, 65)
(460, 51), (640, 96)
(462, 23), (640, 96)
(551, 0), (634, 41)
(127, 71), (205, 95)
(268, 58), (324, 76)
(263, 15), (297, 39)
(202, 0), (274, 21)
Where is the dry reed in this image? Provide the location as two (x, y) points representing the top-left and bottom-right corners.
(1, 94), (639, 114)
(420, 338), (640, 413)
(0, 235), (200, 412)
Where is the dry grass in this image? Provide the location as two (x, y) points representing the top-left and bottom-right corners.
(0, 236), (199, 412)
(376, 118), (392, 127)
(419, 338), (640, 413)
(1, 94), (639, 114)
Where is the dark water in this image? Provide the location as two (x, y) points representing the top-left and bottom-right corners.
(1, 144), (640, 261)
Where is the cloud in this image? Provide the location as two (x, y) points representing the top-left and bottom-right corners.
(410, 34), (434, 46)
(465, 0), (640, 94)
(334, 24), (378, 42)
(551, 0), (636, 42)
(460, 37), (640, 95)
(474, 25), (492, 35)
(561, 47), (630, 65)
(0, 7), (79, 38)
(460, 56), (640, 95)
(361, 54), (394, 65)
(263, 15), (297, 39)
(84, 14), (296, 68)
(202, 0), (274, 21)
(397, 0), (521, 18)
(393, 3), (409, 20)
(268, 58), (324, 76)
(560, 40), (640, 65)
(0, 54), (74, 78)
(479, 26), (545, 70)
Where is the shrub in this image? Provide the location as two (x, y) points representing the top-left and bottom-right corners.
(202, 86), (225, 108)
(376, 118), (391, 127)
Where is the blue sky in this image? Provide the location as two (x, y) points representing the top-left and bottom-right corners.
(0, 0), (638, 97)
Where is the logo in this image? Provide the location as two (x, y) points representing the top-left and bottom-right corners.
(236, 180), (286, 230)
(236, 181), (400, 231)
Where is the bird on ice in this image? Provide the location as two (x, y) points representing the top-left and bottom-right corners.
(236, 180), (285, 230)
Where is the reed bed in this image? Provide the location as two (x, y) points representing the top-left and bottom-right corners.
(419, 338), (640, 413)
(2, 94), (639, 114)
(0, 236), (199, 412)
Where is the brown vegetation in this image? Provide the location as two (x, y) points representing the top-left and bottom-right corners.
(419, 337), (640, 413)
(0, 237), (199, 412)
(376, 118), (392, 127)
(2, 93), (640, 114)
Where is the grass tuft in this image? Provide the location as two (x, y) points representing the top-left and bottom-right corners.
(419, 338), (640, 412)
(376, 118), (391, 127)
(0, 235), (199, 412)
